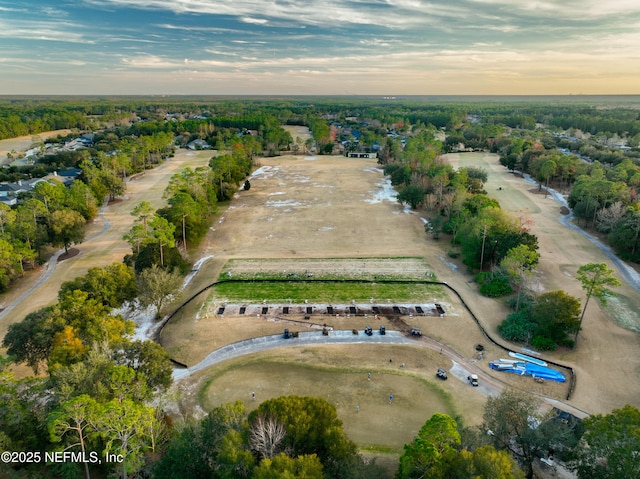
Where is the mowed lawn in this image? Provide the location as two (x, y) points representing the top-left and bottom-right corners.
(210, 279), (446, 304)
(201, 360), (454, 452)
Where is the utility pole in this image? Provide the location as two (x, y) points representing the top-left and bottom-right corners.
(480, 224), (487, 271)
(182, 213), (187, 252)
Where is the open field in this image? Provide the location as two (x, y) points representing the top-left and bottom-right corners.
(164, 152), (640, 425)
(162, 153), (604, 434)
(208, 280), (444, 304)
(196, 346), (460, 452)
(220, 256), (435, 280)
(282, 125), (312, 149)
(0, 129), (72, 165)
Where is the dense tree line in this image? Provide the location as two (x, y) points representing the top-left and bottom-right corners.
(0, 105), (92, 139)
(398, 412), (524, 479)
(395, 390), (640, 479)
(1, 263), (174, 479)
(154, 395), (384, 479)
(0, 180), (99, 291)
(0, 130), (177, 292)
(569, 404), (640, 479)
(123, 134), (257, 275)
(496, 134), (640, 262)
(383, 122), (601, 352)
(121, 115), (292, 156)
(3, 95), (639, 144)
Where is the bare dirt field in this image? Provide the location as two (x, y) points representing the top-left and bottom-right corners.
(0, 129), (72, 165)
(161, 152), (610, 436)
(282, 124), (312, 147)
(161, 155), (442, 360)
(167, 152), (640, 421)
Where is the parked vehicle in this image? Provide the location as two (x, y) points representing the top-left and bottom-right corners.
(364, 326), (373, 336)
(436, 368), (448, 380)
(467, 374), (479, 386)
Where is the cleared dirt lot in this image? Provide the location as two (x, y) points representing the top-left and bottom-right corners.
(168, 152), (640, 418)
(162, 155), (439, 360)
(0, 130), (72, 165)
(163, 152), (607, 433)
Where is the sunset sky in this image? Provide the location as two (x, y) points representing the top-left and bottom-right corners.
(2, 0), (639, 95)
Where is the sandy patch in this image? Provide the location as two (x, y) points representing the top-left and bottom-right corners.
(0, 129), (72, 165)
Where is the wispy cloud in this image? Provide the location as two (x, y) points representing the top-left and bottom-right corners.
(0, 20), (94, 43)
(467, 0), (640, 19)
(0, 0), (638, 94)
(241, 17), (268, 25)
(86, 0), (464, 29)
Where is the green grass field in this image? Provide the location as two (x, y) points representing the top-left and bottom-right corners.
(208, 257), (445, 303)
(208, 280), (446, 304)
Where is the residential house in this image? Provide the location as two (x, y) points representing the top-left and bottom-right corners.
(0, 177), (48, 206)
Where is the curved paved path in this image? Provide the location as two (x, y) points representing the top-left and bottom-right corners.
(172, 329), (589, 419)
(0, 250), (64, 321)
(524, 174), (640, 292)
(0, 198), (111, 322)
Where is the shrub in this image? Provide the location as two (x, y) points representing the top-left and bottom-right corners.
(531, 335), (557, 351)
(558, 337), (575, 348)
(498, 311), (533, 342)
(476, 271), (512, 297)
(134, 243), (190, 274)
(505, 293), (534, 312)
